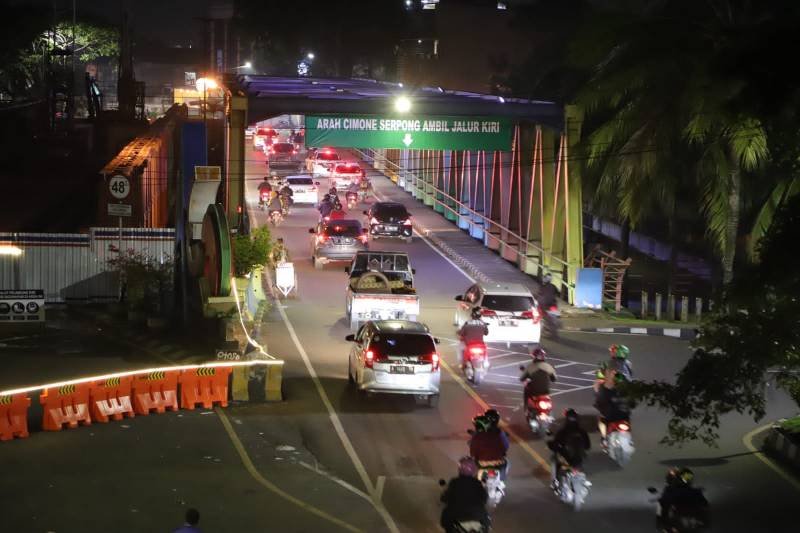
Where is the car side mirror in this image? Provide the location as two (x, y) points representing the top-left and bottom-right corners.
(362, 210), (369, 216)
(308, 228), (315, 234)
(344, 267), (350, 274)
(434, 338), (440, 344)
(315, 181), (321, 186)
(454, 295), (464, 302)
(412, 269), (416, 274)
(345, 334), (355, 342)
(519, 365), (526, 371)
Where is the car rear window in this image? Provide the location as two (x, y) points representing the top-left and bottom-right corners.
(335, 164), (360, 173)
(287, 177), (313, 185)
(374, 205), (409, 219)
(324, 221), (361, 237)
(370, 334), (435, 356)
(272, 143), (294, 153)
(481, 294), (535, 312)
(318, 151), (340, 161)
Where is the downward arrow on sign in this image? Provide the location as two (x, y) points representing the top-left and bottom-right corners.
(402, 133), (413, 147)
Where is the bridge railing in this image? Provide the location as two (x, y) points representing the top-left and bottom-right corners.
(354, 148), (575, 299)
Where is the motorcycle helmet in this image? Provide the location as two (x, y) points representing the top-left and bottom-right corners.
(458, 456), (478, 477)
(609, 344), (630, 360)
(543, 272), (552, 284)
(472, 414), (491, 433)
(678, 467), (694, 485)
(564, 408), (579, 423)
(470, 307), (483, 320)
(531, 347), (548, 362)
(484, 409), (501, 428)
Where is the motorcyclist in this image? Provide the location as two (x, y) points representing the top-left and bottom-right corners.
(328, 186), (339, 199)
(440, 457), (490, 533)
(257, 178), (272, 206)
(547, 408), (590, 490)
(457, 307), (489, 367)
(266, 190), (281, 215)
(358, 176), (373, 200)
(279, 184), (294, 213)
(594, 369), (632, 448)
(329, 199), (346, 220)
(318, 197), (334, 219)
(657, 467), (709, 530)
(595, 344), (633, 384)
(519, 347), (557, 399)
(469, 410), (510, 480)
(537, 272), (559, 310)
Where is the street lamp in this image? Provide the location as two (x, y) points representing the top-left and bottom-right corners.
(0, 245), (23, 256)
(233, 62), (252, 70)
(307, 52), (315, 60)
(394, 95), (412, 113)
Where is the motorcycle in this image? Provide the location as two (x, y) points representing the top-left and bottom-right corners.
(476, 462), (506, 509)
(346, 191), (358, 210)
(554, 462), (591, 510)
(269, 209), (283, 226)
(605, 419), (635, 467)
(462, 342), (489, 385)
(525, 393), (553, 438)
(647, 486), (709, 532)
(258, 191), (270, 210)
(437, 479), (491, 533)
(541, 304), (562, 339)
(279, 195), (292, 216)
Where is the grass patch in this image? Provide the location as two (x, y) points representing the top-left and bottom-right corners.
(779, 415), (800, 435)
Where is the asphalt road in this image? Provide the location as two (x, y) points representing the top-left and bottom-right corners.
(0, 145), (795, 532)
(245, 147), (799, 532)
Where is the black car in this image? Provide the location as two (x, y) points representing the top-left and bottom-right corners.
(364, 202), (413, 242)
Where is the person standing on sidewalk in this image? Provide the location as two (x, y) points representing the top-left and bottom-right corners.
(173, 508), (202, 533)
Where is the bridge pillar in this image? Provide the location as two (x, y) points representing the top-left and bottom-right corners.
(564, 105), (585, 304)
(226, 94), (247, 230)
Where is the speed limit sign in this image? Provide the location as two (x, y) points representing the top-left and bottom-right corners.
(109, 175), (130, 199)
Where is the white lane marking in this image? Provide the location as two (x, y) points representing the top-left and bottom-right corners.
(550, 385), (596, 397)
(558, 375), (598, 383)
(297, 461), (373, 503)
(554, 362), (579, 369)
(252, 207), (400, 533)
(490, 359), (531, 370)
(488, 352), (528, 361)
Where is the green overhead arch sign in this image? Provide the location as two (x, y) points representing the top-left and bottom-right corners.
(305, 114), (512, 151)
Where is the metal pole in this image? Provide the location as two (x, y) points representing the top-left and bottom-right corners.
(655, 293), (662, 321)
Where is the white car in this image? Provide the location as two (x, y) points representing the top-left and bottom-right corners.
(284, 175), (320, 204)
(306, 147), (341, 178)
(346, 320), (440, 406)
(454, 282), (541, 345)
(330, 161), (364, 190)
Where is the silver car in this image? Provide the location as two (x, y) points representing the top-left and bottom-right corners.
(345, 320), (441, 406)
(309, 219), (368, 269)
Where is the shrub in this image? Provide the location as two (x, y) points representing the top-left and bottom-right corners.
(107, 250), (173, 313)
(232, 226), (272, 277)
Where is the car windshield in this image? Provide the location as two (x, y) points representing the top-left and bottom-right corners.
(272, 143), (294, 153)
(374, 205), (408, 219)
(370, 334), (435, 356)
(318, 151), (339, 161)
(335, 164), (360, 173)
(288, 177), (313, 185)
(481, 294), (535, 312)
(324, 221), (361, 237)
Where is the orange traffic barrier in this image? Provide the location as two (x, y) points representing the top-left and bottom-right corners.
(89, 376), (135, 423)
(131, 370), (179, 415)
(0, 393), (31, 441)
(179, 367), (231, 410)
(40, 384), (92, 431)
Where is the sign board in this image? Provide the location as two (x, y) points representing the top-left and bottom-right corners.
(0, 289), (45, 323)
(107, 203), (132, 217)
(109, 175), (130, 199)
(216, 349), (242, 361)
(574, 268), (603, 309)
(305, 114), (513, 151)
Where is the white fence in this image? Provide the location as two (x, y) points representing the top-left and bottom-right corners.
(0, 228), (175, 303)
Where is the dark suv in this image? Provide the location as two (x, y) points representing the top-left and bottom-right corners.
(364, 202), (413, 243)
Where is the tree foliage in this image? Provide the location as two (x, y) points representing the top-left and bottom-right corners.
(232, 226), (272, 277)
(628, 193), (800, 445)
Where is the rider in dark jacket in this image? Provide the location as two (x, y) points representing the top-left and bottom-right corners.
(440, 457), (489, 532)
(657, 468), (709, 529)
(547, 409), (590, 488)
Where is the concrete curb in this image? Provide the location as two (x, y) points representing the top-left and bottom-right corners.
(765, 426), (800, 471)
(563, 326), (697, 340)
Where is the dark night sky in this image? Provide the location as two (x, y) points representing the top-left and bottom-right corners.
(10, 0), (213, 46)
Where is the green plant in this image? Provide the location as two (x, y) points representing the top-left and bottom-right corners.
(232, 226), (272, 277)
(107, 250), (173, 314)
(780, 416), (800, 435)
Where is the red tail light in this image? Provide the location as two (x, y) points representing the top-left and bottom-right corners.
(431, 352), (440, 370)
(316, 234), (328, 244)
(365, 350), (375, 368)
(521, 308), (541, 324)
(358, 234), (368, 244)
(537, 399), (552, 411)
(617, 422), (630, 432)
(468, 345), (485, 357)
(370, 217), (380, 225)
(402, 218), (412, 226)
(260, 192), (269, 200)
(480, 309), (497, 317)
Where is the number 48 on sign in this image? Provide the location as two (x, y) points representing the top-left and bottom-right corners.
(109, 175), (130, 199)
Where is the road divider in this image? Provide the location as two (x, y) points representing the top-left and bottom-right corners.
(41, 383), (92, 431)
(0, 393), (30, 441)
(89, 376), (135, 423)
(0, 360), (284, 443)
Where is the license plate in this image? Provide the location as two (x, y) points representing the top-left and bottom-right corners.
(498, 320), (517, 327)
(385, 225), (398, 231)
(390, 365), (414, 374)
